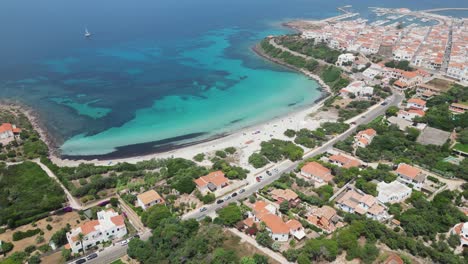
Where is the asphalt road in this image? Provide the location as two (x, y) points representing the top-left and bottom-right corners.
(183, 92), (403, 221)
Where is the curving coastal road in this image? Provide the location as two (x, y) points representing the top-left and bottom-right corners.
(183, 92), (404, 221)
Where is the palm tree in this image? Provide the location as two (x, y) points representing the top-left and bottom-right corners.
(78, 233), (85, 254)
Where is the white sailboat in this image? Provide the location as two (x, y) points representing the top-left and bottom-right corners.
(85, 28), (91, 38)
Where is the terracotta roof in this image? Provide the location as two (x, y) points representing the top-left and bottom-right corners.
(0, 123), (13, 134)
(329, 154), (361, 168)
(194, 170), (228, 188)
(80, 220), (100, 235)
(137, 190), (164, 205)
(394, 80), (408, 88)
(357, 128), (377, 138)
(402, 71), (419, 79)
(368, 204), (385, 215)
(110, 215), (125, 226)
(384, 254), (404, 264)
(270, 189), (298, 201)
(285, 219), (303, 230)
(395, 163), (422, 180)
(359, 138), (369, 145)
(451, 103), (468, 110)
(359, 194), (376, 207)
(301, 162), (333, 182)
(408, 98), (426, 106)
(243, 217), (255, 228)
(261, 214), (290, 234)
(408, 109), (425, 117)
(315, 206), (337, 220)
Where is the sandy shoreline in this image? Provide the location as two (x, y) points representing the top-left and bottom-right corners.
(1, 41), (335, 168)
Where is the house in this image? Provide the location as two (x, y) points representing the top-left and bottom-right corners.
(328, 154), (361, 169)
(194, 170), (229, 193)
(339, 81), (374, 99)
(377, 181), (412, 204)
(66, 209), (127, 253)
(285, 220), (306, 240)
(407, 98), (427, 110)
(397, 109), (425, 121)
(0, 123), (21, 144)
(300, 162), (333, 187)
(336, 53), (355, 66)
(244, 201), (289, 242)
(416, 83), (442, 97)
(270, 189), (301, 207)
(335, 189), (388, 221)
(354, 128), (377, 148)
(307, 206), (343, 233)
(395, 163), (426, 190)
(449, 102), (468, 115)
(137, 190), (165, 211)
(451, 222), (468, 247)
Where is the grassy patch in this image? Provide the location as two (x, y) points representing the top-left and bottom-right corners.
(453, 143), (468, 153)
(0, 161), (65, 227)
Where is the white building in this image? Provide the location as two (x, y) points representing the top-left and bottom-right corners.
(335, 189), (388, 221)
(66, 209), (127, 253)
(339, 81), (374, 99)
(336, 53), (355, 66)
(377, 181), (412, 204)
(452, 222), (468, 247)
(137, 190), (165, 211)
(395, 163), (426, 191)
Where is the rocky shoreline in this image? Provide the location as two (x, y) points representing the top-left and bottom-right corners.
(251, 42), (332, 96)
(0, 100), (62, 159)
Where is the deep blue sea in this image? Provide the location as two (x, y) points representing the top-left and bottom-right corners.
(0, 0), (466, 158)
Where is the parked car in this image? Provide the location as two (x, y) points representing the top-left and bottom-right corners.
(133, 234), (140, 239)
(350, 121), (357, 125)
(120, 239), (129, 246)
(239, 189), (245, 194)
(86, 253), (98, 261)
(216, 199), (224, 204)
(256, 177), (261, 182)
(381, 101), (388, 106)
(259, 175), (264, 180)
(231, 192), (238, 197)
(266, 170), (272, 176)
(200, 207), (207, 212)
(75, 259), (86, 264)
(225, 195), (232, 201)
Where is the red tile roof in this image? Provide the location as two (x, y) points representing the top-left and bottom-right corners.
(408, 98), (426, 106)
(301, 162), (333, 182)
(80, 220), (100, 235)
(395, 163), (421, 180)
(110, 215), (125, 226)
(194, 170), (229, 188)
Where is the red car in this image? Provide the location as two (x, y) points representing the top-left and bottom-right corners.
(256, 177), (261, 182)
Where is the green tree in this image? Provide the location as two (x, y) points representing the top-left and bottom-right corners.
(141, 205), (172, 229)
(279, 200), (289, 214)
(212, 248), (239, 264)
(248, 153), (269, 168)
(218, 203), (243, 226)
(386, 106), (399, 117)
(256, 231), (273, 248)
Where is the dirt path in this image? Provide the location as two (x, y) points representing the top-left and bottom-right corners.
(227, 228), (293, 264)
(33, 158), (82, 210)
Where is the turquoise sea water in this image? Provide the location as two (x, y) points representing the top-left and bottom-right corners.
(0, 0), (466, 158)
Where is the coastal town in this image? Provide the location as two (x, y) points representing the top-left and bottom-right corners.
(1, 5), (468, 264)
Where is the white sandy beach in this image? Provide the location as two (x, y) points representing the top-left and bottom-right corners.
(50, 92), (336, 172)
